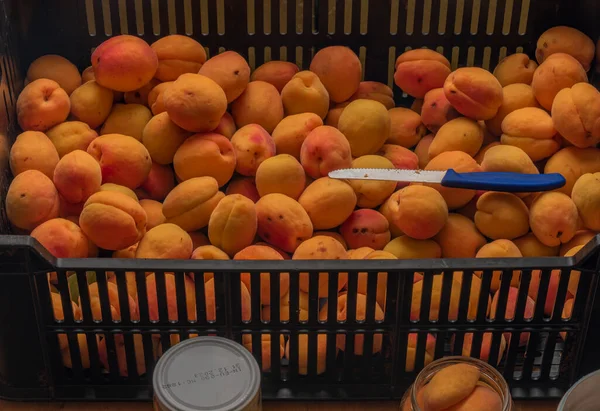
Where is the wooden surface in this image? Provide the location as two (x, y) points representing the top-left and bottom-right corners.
(0, 400), (559, 410)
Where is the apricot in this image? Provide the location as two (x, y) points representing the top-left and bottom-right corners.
(98, 334), (146, 376)
(202, 278), (250, 321)
(460, 333), (507, 366)
(136, 162), (175, 201)
(528, 269), (571, 316)
(383, 185), (448, 240)
(208, 194), (257, 256)
(69, 81), (113, 128)
(87, 133), (152, 189)
(435, 213), (487, 258)
(348, 81), (394, 109)
(338, 99), (391, 156)
(384, 236), (441, 259)
(46, 121), (97, 158)
(500, 107), (560, 161)
(340, 209), (391, 250)
(100, 104), (152, 141)
(545, 147), (600, 195)
(147, 81), (172, 115)
(6, 170), (59, 231)
(31, 218), (88, 258)
(230, 124), (276, 176)
(312, 232), (346, 249)
(561, 299), (574, 340)
(324, 103), (347, 128)
(412, 274), (488, 321)
(17, 79), (70, 131)
(123, 78), (160, 106)
(251, 61), (299, 92)
(320, 293), (384, 355)
(142, 112), (191, 165)
(560, 230), (596, 256)
(514, 233), (559, 257)
(485, 84), (540, 137)
(173, 133), (235, 186)
(310, 46), (361, 102)
(187, 231), (209, 250)
(406, 333), (436, 372)
(299, 125), (352, 179)
(420, 88), (460, 134)
(572, 173), (600, 230)
(9, 131), (59, 179)
(281, 71), (329, 119)
(530, 192), (578, 246)
(146, 273), (196, 321)
(491, 287), (535, 346)
(263, 290), (309, 322)
(347, 155), (396, 208)
(536, 26), (595, 71)
(139, 199), (166, 230)
(424, 151), (482, 210)
(493, 53), (538, 86)
(422, 363), (481, 410)
(475, 240), (522, 292)
(287, 334), (328, 375)
(53, 150), (102, 204)
(480, 144), (539, 175)
(552, 83), (600, 148)
(256, 193), (313, 252)
(475, 192), (529, 240)
(134, 223), (193, 259)
(255, 154), (305, 199)
(394, 49), (451, 98)
(386, 107), (426, 149)
(27, 55), (81, 95)
(347, 247), (375, 259)
(444, 67), (503, 120)
(163, 73), (227, 132)
(92, 35), (158, 92)
(429, 118), (483, 160)
(242, 334), (285, 372)
(234, 244), (283, 261)
(298, 177), (357, 230)
(163, 176), (224, 231)
(271, 113), (322, 160)
(377, 144), (419, 176)
(446, 385), (503, 411)
(231, 81), (283, 133)
(151, 35), (206, 81)
(294, 236), (348, 296)
(197, 51), (250, 103)
(414, 134), (435, 168)
(79, 191), (146, 250)
(225, 176), (260, 203)
(191, 245), (229, 260)
(238, 266), (289, 307)
(531, 53), (587, 111)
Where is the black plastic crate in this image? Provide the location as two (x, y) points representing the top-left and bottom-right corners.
(0, 0), (599, 404)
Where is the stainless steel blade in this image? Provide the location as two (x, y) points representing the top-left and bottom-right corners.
(328, 168), (447, 183)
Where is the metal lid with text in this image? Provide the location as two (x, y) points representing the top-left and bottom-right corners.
(153, 336), (261, 411)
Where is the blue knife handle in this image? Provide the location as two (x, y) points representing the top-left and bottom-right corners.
(441, 169), (566, 192)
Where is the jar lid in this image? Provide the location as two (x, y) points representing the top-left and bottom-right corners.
(153, 336), (261, 411)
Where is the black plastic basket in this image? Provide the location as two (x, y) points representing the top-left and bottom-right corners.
(0, 0), (600, 404)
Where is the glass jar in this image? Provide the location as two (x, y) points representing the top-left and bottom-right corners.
(153, 336), (262, 411)
(400, 356), (514, 411)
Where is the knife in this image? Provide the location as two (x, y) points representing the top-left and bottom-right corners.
(328, 168), (566, 193)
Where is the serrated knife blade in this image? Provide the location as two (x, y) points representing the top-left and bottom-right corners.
(328, 168), (567, 192)
(328, 168), (447, 184)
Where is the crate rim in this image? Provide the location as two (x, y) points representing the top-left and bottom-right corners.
(4, 235), (599, 274)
